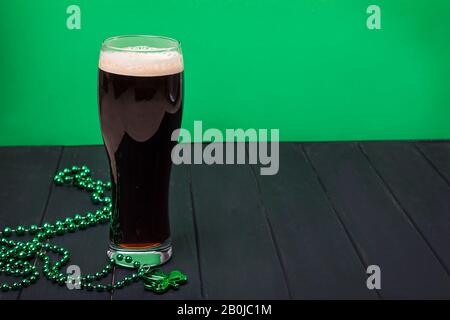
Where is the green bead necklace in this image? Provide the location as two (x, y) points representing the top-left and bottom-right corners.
(0, 165), (187, 294)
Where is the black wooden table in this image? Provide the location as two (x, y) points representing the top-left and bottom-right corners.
(0, 141), (450, 300)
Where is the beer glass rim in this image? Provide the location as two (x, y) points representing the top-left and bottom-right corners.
(101, 35), (181, 53)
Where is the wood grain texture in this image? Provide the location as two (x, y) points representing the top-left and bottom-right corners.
(360, 141), (450, 274)
(416, 141), (450, 185)
(252, 143), (376, 299)
(189, 144), (290, 299)
(304, 142), (450, 299)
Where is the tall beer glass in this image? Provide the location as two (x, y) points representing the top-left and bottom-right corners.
(98, 36), (183, 266)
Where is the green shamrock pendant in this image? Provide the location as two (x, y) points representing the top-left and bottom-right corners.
(140, 267), (188, 294)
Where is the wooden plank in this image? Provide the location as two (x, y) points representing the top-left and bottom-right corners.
(0, 146), (62, 300)
(361, 141), (450, 274)
(416, 141), (450, 185)
(111, 164), (202, 300)
(304, 142), (450, 299)
(189, 144), (290, 299)
(19, 146), (113, 299)
(0, 147), (62, 226)
(252, 143), (376, 299)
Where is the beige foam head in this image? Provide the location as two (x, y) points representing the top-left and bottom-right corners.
(99, 46), (184, 77)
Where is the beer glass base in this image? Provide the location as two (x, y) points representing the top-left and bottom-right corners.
(107, 242), (172, 268)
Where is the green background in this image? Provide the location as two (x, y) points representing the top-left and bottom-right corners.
(0, 0), (449, 145)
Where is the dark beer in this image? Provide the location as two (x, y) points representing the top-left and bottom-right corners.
(97, 36), (183, 259)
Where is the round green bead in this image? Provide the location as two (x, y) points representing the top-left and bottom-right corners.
(79, 221), (88, 230)
(92, 194), (100, 204)
(29, 225), (39, 234)
(125, 256), (133, 263)
(36, 233), (46, 241)
(123, 277), (131, 285)
(2, 227), (12, 237)
(56, 226), (66, 236)
(133, 261), (141, 268)
(131, 274), (140, 282)
(1, 284), (10, 292)
(15, 226), (25, 236)
(73, 214), (82, 223)
(56, 226), (65, 235)
(21, 279), (30, 287)
(18, 252), (27, 259)
(67, 223), (76, 233)
(11, 283), (21, 290)
(44, 229), (54, 238)
(99, 215), (109, 224)
(116, 254), (124, 261)
(42, 223), (52, 230)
